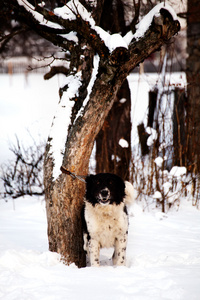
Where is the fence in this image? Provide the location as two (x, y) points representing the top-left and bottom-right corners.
(0, 56), (51, 74)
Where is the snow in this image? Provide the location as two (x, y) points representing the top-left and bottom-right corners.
(163, 182), (172, 195)
(147, 127), (158, 146)
(119, 98), (127, 104)
(128, 74), (150, 146)
(119, 138), (129, 148)
(54, 0), (95, 26)
(0, 73), (59, 166)
(74, 54), (100, 123)
(48, 72), (82, 180)
(17, 0), (63, 30)
(153, 191), (162, 200)
(170, 166), (187, 178)
(0, 196), (200, 299)
(105, 33), (128, 52)
(124, 2), (178, 45)
(60, 31), (78, 43)
(154, 156), (164, 168)
(94, 28), (128, 52)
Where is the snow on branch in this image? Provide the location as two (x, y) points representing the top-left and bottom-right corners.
(124, 2), (179, 45)
(16, 0), (110, 57)
(16, 1), (179, 58)
(74, 54), (100, 123)
(17, 0), (63, 30)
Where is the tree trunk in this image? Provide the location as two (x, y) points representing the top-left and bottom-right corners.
(186, 0), (200, 172)
(44, 171), (86, 267)
(95, 0), (132, 180)
(173, 88), (187, 167)
(96, 79), (131, 180)
(44, 74), (123, 267)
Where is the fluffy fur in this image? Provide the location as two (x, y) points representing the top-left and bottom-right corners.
(82, 173), (135, 267)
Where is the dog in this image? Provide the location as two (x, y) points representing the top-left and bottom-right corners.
(81, 173), (135, 267)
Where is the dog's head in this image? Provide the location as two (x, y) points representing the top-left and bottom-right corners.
(85, 173), (125, 206)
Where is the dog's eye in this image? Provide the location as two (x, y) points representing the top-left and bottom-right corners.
(109, 180), (113, 185)
(96, 180), (100, 185)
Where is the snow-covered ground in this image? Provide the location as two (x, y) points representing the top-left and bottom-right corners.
(0, 196), (200, 300)
(1, 73), (200, 299)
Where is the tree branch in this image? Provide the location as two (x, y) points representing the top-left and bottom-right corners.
(44, 66), (70, 80)
(130, 0), (141, 33)
(4, 0), (76, 52)
(119, 8), (180, 79)
(0, 27), (27, 54)
(5, 0), (109, 58)
(62, 6), (180, 171)
(34, 2), (110, 58)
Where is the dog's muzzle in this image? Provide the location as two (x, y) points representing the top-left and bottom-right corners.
(98, 188), (110, 204)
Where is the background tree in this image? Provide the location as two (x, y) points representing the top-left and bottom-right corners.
(186, 0), (200, 172)
(1, 0), (180, 267)
(95, 0), (135, 180)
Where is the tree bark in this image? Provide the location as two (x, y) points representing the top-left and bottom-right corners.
(96, 79), (131, 180)
(95, 0), (132, 180)
(186, 0), (200, 172)
(173, 88), (187, 167)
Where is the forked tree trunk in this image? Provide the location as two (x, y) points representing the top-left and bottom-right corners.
(43, 8), (180, 267)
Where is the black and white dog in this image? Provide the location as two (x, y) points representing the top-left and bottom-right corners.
(82, 173), (135, 267)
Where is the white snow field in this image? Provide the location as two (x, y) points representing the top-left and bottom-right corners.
(0, 196), (200, 300)
(0, 72), (199, 299)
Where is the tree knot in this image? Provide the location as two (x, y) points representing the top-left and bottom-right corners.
(109, 47), (130, 66)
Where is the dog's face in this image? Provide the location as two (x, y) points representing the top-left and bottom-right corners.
(85, 173), (125, 206)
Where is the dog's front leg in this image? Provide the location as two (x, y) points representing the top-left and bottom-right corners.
(113, 234), (127, 266)
(88, 239), (100, 267)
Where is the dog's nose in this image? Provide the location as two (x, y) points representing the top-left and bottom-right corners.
(101, 189), (108, 198)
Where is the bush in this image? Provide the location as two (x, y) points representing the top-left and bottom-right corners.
(0, 137), (44, 199)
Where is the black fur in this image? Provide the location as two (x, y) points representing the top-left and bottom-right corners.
(85, 173), (126, 206)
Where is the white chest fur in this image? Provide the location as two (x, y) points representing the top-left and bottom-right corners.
(84, 202), (128, 248)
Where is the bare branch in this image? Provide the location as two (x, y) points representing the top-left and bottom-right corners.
(130, 0), (141, 33)
(44, 66), (70, 79)
(0, 27), (27, 54)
